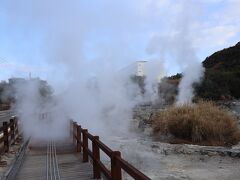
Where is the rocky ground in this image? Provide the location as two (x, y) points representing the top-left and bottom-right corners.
(1, 102), (240, 179)
(113, 101), (240, 179)
(108, 135), (240, 180)
(225, 100), (240, 128)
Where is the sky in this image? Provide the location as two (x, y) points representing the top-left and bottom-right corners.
(0, 0), (240, 84)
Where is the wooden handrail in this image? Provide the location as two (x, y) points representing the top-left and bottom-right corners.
(0, 104), (11, 111)
(116, 156), (150, 179)
(0, 117), (19, 154)
(95, 139), (113, 157)
(71, 120), (151, 180)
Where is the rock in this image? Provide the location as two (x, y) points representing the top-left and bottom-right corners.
(200, 150), (208, 155)
(163, 149), (168, 155)
(230, 152), (239, 157)
(138, 120), (146, 130)
(207, 152), (218, 157)
(151, 145), (159, 149)
(143, 126), (152, 135)
(224, 151), (230, 156)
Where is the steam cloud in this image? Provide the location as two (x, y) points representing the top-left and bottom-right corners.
(0, 1), (211, 179)
(1, 0), (204, 140)
(146, 1), (205, 105)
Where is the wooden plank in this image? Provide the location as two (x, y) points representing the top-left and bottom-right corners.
(58, 153), (93, 180)
(15, 153), (46, 180)
(15, 140), (93, 180)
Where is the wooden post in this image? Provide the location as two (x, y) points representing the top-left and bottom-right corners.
(10, 119), (15, 144)
(82, 129), (89, 162)
(14, 117), (18, 136)
(92, 136), (101, 179)
(73, 122), (77, 144)
(76, 125), (81, 152)
(69, 120), (72, 140)
(111, 151), (122, 180)
(3, 121), (9, 153)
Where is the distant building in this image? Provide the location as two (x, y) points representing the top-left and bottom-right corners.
(120, 60), (164, 82)
(136, 61), (147, 77)
(120, 60), (165, 95)
(8, 77), (25, 84)
(120, 60), (147, 77)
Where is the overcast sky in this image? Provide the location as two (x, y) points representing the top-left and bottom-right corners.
(0, 0), (239, 82)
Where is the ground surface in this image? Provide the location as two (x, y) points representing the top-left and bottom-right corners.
(2, 104), (240, 180)
(107, 135), (240, 180)
(107, 102), (240, 179)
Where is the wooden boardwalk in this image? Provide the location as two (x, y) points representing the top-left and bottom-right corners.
(1, 119), (150, 180)
(15, 141), (93, 180)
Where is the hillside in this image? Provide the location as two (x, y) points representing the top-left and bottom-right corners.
(158, 42), (240, 102)
(196, 42), (240, 100)
(203, 42), (240, 70)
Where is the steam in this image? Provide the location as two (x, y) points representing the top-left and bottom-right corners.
(13, 79), (68, 141)
(177, 61), (204, 105)
(144, 60), (165, 103)
(0, 2), (213, 179)
(146, 1), (205, 105)
(1, 0), (205, 140)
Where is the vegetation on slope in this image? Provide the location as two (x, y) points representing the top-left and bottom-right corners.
(0, 77), (53, 107)
(195, 42), (240, 100)
(159, 42), (240, 101)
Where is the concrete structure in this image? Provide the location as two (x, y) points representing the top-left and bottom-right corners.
(136, 61), (147, 77)
(120, 60), (147, 77)
(120, 60), (165, 83)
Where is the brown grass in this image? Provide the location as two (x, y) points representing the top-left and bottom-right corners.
(151, 101), (240, 146)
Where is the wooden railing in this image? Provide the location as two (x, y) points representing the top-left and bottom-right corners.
(0, 104), (11, 111)
(0, 110), (13, 119)
(0, 117), (19, 154)
(71, 121), (151, 180)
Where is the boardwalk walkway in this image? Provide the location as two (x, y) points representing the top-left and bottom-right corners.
(1, 119), (150, 180)
(15, 141), (93, 180)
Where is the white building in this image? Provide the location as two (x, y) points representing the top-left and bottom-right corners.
(134, 60), (164, 82)
(136, 60), (147, 77)
(120, 60), (164, 81)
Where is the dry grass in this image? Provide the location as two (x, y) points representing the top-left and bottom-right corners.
(151, 101), (240, 146)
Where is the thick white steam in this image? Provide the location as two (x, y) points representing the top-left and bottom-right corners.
(0, 1), (214, 179)
(177, 61), (204, 105)
(146, 1), (205, 105)
(2, 0), (205, 139)
(13, 79), (69, 140)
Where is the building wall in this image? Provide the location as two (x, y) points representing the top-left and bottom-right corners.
(136, 61), (146, 77)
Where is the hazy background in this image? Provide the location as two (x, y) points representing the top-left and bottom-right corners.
(0, 0), (240, 139)
(0, 0), (239, 82)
